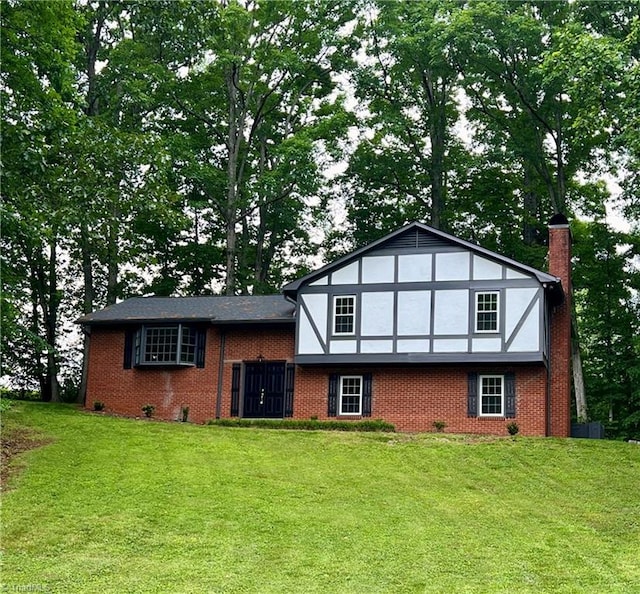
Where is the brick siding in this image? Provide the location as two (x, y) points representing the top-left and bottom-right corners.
(85, 325), (295, 424)
(548, 224), (572, 437)
(294, 365), (547, 435)
(87, 326), (547, 434)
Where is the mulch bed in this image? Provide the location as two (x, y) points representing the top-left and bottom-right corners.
(1, 426), (53, 491)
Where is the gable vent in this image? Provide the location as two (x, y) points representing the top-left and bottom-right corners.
(373, 228), (454, 252)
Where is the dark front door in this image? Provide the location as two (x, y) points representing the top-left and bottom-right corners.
(243, 361), (286, 418)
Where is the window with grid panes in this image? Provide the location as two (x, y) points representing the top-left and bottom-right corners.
(480, 375), (503, 416)
(179, 326), (196, 363)
(140, 325), (196, 365)
(475, 292), (499, 332)
(339, 376), (362, 415)
(333, 295), (355, 335)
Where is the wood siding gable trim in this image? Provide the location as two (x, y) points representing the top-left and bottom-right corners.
(283, 222), (561, 299)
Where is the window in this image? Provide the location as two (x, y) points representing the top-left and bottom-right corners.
(479, 375), (504, 416)
(339, 376), (363, 415)
(467, 372), (515, 418)
(328, 374), (372, 417)
(333, 295), (356, 335)
(178, 326), (196, 364)
(136, 324), (199, 366)
(144, 326), (179, 363)
(475, 291), (499, 333)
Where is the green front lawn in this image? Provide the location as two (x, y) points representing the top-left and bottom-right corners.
(2, 402), (639, 593)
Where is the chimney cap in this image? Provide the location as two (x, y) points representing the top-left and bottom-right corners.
(549, 213), (569, 226)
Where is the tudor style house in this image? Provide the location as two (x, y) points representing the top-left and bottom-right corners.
(79, 218), (572, 436)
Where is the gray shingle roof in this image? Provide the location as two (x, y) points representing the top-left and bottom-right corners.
(77, 295), (295, 326)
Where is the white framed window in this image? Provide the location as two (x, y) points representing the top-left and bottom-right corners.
(333, 295), (356, 335)
(479, 375), (504, 416)
(138, 324), (197, 366)
(475, 291), (499, 333)
(339, 376), (362, 415)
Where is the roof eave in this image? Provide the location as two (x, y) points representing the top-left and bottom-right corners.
(78, 317), (295, 327)
(213, 318), (295, 326)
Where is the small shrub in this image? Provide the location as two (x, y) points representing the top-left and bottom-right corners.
(310, 415), (318, 421)
(1, 387), (40, 401)
(432, 420), (447, 433)
(141, 404), (156, 418)
(0, 397), (13, 412)
(93, 401), (105, 412)
(507, 422), (520, 436)
(181, 406), (190, 423)
(59, 380), (79, 403)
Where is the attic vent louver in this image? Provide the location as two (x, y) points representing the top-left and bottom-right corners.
(374, 228), (452, 252)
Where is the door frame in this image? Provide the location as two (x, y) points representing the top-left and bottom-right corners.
(241, 359), (287, 419)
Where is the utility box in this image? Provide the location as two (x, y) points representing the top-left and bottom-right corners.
(571, 422), (605, 439)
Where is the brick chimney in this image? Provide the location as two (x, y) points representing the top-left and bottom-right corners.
(548, 214), (572, 437)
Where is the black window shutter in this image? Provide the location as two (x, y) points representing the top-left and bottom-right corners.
(285, 363), (295, 417)
(196, 328), (207, 368)
(134, 329), (141, 366)
(123, 329), (134, 369)
(467, 372), (478, 417)
(230, 363), (241, 417)
(505, 372), (516, 418)
(328, 374), (338, 417)
(362, 373), (373, 417)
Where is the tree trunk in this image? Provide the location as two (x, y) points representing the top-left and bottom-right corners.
(225, 66), (240, 295)
(571, 311), (588, 422)
(45, 236), (60, 402)
(106, 203), (119, 304)
(45, 350), (60, 403)
(253, 138), (268, 292)
(78, 7), (106, 403)
(79, 332), (91, 406)
(430, 110), (446, 230)
(552, 97), (587, 421)
(29, 284), (48, 400)
(522, 163), (539, 246)
(191, 205), (205, 294)
(423, 70), (447, 230)
(555, 101), (566, 214)
(78, 223), (95, 404)
(225, 190), (238, 296)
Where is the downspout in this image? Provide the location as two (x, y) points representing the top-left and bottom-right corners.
(284, 294), (298, 308)
(284, 294), (298, 356)
(215, 329), (226, 419)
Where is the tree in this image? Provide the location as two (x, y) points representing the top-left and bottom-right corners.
(1, 1), (178, 400)
(1, 0), (80, 400)
(122, 0), (353, 295)
(573, 220), (640, 438)
(339, 0), (466, 246)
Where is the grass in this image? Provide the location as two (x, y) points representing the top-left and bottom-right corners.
(2, 402), (640, 594)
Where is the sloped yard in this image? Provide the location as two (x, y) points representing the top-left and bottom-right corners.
(2, 402), (639, 593)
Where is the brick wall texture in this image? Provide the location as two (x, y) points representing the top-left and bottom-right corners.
(548, 224), (572, 437)
(86, 326), (549, 434)
(85, 227), (572, 436)
(85, 326), (295, 424)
